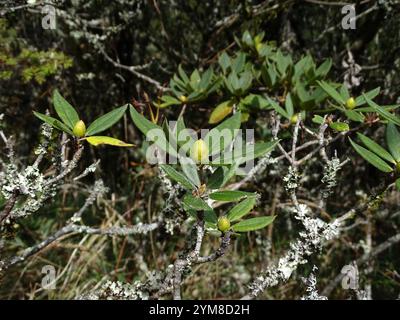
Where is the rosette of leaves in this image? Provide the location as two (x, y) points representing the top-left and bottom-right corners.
(129, 105), (278, 233)
(34, 90), (133, 147)
(209, 52), (255, 124)
(211, 31), (335, 124)
(317, 81), (399, 124)
(156, 65), (220, 108)
(349, 123), (400, 190)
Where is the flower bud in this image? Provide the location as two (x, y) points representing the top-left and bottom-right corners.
(190, 139), (209, 163)
(73, 120), (86, 138)
(179, 95), (188, 103)
(290, 113), (299, 125)
(346, 97), (356, 110)
(217, 216), (230, 233)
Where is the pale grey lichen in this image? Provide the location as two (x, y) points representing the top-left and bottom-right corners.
(80, 280), (149, 300)
(247, 204), (340, 298)
(301, 266), (328, 300)
(321, 156), (342, 198)
(283, 167), (300, 192)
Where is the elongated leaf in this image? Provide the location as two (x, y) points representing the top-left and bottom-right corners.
(357, 132), (395, 164)
(396, 178), (400, 192)
(85, 136), (134, 147)
(365, 95), (400, 126)
(183, 194), (212, 211)
(178, 64), (190, 83)
(316, 58), (332, 77)
(317, 80), (345, 105)
(179, 157), (200, 187)
(209, 100), (233, 124)
(204, 209), (218, 225)
(212, 140), (279, 165)
(227, 197), (257, 222)
(218, 52), (231, 73)
(204, 112), (241, 155)
(209, 191), (255, 202)
(129, 105), (176, 157)
(86, 105), (127, 136)
(386, 123), (400, 162)
(267, 97), (289, 119)
(355, 87), (380, 106)
(232, 216), (275, 232)
(345, 110), (365, 122)
(285, 93), (294, 118)
(312, 115), (325, 124)
(159, 164), (195, 190)
(53, 90), (79, 129)
(33, 111), (72, 134)
(349, 138), (393, 172)
(329, 122), (349, 132)
(129, 105), (161, 135)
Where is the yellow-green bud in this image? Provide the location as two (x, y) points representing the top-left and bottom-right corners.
(73, 120), (86, 138)
(217, 216), (230, 233)
(190, 139), (209, 163)
(290, 114), (299, 125)
(179, 95), (188, 103)
(346, 97), (356, 110)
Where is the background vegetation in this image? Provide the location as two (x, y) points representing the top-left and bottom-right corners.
(0, 0), (400, 299)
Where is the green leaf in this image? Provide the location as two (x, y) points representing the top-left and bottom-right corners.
(386, 123), (400, 162)
(212, 140), (279, 166)
(209, 100), (233, 124)
(365, 95), (400, 126)
(86, 105), (127, 136)
(218, 52), (231, 73)
(204, 210), (218, 225)
(345, 110), (365, 122)
(349, 138), (393, 173)
(159, 164), (195, 190)
(329, 122), (349, 132)
(129, 105), (161, 135)
(312, 115), (325, 124)
(355, 87), (380, 106)
(357, 132), (395, 164)
(267, 97), (289, 119)
(179, 157), (201, 187)
(232, 216), (275, 232)
(227, 197), (257, 222)
(209, 191), (255, 202)
(316, 58), (332, 77)
(53, 89), (80, 129)
(85, 136), (134, 147)
(157, 95), (181, 108)
(396, 178), (400, 192)
(183, 194), (212, 211)
(33, 111), (72, 134)
(317, 80), (345, 105)
(178, 65), (190, 83)
(204, 112), (241, 155)
(207, 167), (225, 189)
(129, 105), (176, 157)
(339, 85), (350, 101)
(285, 93), (294, 117)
